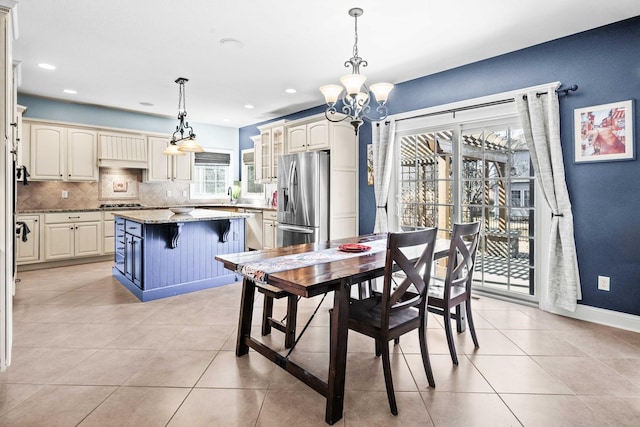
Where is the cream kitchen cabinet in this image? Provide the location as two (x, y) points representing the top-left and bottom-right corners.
(14, 105), (28, 179)
(29, 124), (98, 181)
(44, 212), (102, 260)
(262, 210), (278, 249)
(284, 115), (358, 239)
(102, 212), (115, 254)
(145, 136), (193, 183)
(16, 214), (41, 264)
(256, 121), (286, 183)
(328, 121), (359, 240)
(286, 119), (329, 153)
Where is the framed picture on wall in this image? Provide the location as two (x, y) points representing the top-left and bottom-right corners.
(574, 100), (634, 163)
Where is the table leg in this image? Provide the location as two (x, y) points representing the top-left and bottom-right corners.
(326, 279), (350, 425)
(236, 277), (256, 356)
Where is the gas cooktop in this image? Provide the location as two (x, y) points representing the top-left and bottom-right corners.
(99, 203), (144, 209)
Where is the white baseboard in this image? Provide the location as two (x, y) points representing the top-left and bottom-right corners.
(475, 290), (640, 333)
(547, 304), (640, 333)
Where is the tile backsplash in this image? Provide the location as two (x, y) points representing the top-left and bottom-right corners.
(16, 168), (225, 210)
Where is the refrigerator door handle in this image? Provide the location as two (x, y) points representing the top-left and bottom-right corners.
(277, 224), (314, 234)
(288, 159), (297, 216)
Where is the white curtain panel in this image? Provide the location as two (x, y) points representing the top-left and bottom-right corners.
(372, 120), (396, 233)
(516, 90), (582, 312)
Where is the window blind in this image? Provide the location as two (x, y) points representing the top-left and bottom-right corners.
(194, 152), (230, 165)
(242, 151), (254, 164)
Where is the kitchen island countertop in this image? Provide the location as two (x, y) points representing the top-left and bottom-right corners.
(114, 208), (251, 224)
(18, 203), (276, 214)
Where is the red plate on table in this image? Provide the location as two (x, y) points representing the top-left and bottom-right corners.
(338, 243), (371, 253)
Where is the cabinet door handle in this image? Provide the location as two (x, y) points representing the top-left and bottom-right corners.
(68, 216), (80, 219)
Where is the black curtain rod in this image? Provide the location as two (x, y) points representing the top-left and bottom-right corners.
(391, 84), (578, 123)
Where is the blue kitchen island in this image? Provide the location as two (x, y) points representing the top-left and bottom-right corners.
(112, 208), (249, 301)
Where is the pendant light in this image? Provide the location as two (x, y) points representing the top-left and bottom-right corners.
(163, 77), (203, 155)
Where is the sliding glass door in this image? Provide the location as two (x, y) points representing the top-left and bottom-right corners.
(397, 118), (537, 301)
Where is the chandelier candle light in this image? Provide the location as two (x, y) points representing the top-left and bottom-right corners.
(163, 77), (204, 155)
(319, 7), (394, 135)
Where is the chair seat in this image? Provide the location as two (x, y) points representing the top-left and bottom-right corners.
(427, 278), (466, 300)
(349, 297), (420, 332)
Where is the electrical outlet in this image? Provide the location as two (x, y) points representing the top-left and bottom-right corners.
(597, 275), (610, 291)
(182, 190), (188, 197)
(166, 190), (172, 197)
(61, 190), (68, 198)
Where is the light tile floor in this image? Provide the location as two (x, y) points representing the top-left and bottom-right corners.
(2, 261), (640, 426)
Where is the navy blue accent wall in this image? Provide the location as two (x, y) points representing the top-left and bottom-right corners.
(241, 16), (640, 316)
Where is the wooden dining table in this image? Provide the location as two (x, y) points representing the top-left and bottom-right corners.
(215, 233), (450, 425)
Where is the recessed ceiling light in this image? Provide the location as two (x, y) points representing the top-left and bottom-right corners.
(223, 118), (231, 123)
(38, 63), (56, 70)
(63, 89), (77, 94)
(139, 101), (154, 106)
(220, 38), (244, 49)
(244, 104), (254, 109)
(285, 88), (297, 94)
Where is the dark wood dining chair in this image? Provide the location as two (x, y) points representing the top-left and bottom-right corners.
(427, 221), (481, 365)
(345, 228), (438, 415)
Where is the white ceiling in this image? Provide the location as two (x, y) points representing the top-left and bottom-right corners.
(12, 0), (640, 128)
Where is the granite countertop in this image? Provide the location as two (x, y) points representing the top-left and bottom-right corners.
(113, 208), (252, 224)
(18, 203), (277, 214)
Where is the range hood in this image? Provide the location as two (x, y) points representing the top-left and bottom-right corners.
(98, 132), (148, 169)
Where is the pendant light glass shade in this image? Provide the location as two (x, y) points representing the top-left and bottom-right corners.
(177, 137), (204, 153)
(162, 142), (186, 156)
(340, 74), (367, 96)
(370, 82), (394, 104)
(319, 84), (344, 106)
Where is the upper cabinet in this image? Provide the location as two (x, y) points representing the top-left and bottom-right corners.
(327, 121), (358, 240)
(29, 124), (98, 181)
(286, 119), (329, 153)
(68, 128), (100, 180)
(145, 136), (192, 182)
(256, 121), (286, 183)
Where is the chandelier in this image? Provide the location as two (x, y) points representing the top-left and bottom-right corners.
(319, 8), (394, 135)
(163, 77), (204, 155)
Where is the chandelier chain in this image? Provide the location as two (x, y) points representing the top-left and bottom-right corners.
(178, 81), (186, 115)
(352, 12), (359, 61)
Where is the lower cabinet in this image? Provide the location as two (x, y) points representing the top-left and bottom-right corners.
(262, 211), (277, 249)
(16, 214), (41, 264)
(114, 218), (125, 272)
(44, 212), (102, 260)
(124, 232), (143, 288)
(114, 219), (143, 288)
(103, 215), (115, 254)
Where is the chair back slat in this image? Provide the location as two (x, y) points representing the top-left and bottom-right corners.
(443, 222), (481, 299)
(380, 228), (438, 327)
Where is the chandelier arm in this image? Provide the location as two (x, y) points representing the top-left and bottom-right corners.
(324, 108), (350, 124)
(359, 104), (390, 123)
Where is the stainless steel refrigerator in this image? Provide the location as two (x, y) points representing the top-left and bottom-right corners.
(277, 151), (329, 247)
